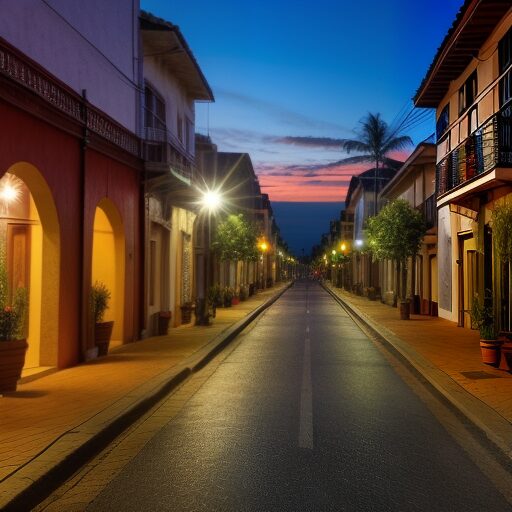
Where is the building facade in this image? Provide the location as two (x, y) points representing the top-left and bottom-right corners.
(415, 1), (512, 328)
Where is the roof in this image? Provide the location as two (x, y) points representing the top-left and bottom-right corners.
(140, 11), (214, 101)
(414, 0), (511, 107)
(379, 143), (436, 198)
(344, 167), (397, 208)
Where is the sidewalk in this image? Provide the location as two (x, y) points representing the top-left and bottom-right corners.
(325, 283), (512, 458)
(0, 282), (290, 510)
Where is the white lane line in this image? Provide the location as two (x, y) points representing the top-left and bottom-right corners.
(306, 326), (310, 333)
(298, 335), (313, 449)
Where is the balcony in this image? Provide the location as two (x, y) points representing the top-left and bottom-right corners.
(436, 106), (512, 199)
(142, 126), (195, 183)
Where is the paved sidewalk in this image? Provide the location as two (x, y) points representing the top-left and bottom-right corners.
(0, 283), (290, 510)
(326, 283), (512, 458)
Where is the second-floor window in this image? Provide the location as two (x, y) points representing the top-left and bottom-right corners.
(458, 71), (477, 115)
(436, 104), (450, 140)
(499, 27), (512, 107)
(177, 113), (183, 143)
(144, 84), (166, 131)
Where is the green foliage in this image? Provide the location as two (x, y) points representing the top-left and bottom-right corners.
(222, 286), (234, 307)
(338, 113), (413, 168)
(207, 284), (223, 307)
(212, 213), (259, 262)
(90, 281), (111, 323)
(366, 199), (427, 262)
(492, 202), (512, 263)
(0, 252), (28, 341)
(470, 293), (497, 340)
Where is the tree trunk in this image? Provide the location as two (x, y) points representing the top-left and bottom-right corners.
(401, 258), (407, 302)
(393, 260), (400, 307)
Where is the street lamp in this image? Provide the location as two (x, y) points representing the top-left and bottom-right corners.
(198, 189), (222, 324)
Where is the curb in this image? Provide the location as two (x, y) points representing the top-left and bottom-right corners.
(0, 282), (293, 512)
(322, 283), (512, 462)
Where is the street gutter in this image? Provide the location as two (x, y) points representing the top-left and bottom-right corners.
(0, 282), (292, 512)
(322, 283), (512, 463)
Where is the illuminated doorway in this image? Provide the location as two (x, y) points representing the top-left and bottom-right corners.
(91, 199), (125, 346)
(0, 164), (60, 370)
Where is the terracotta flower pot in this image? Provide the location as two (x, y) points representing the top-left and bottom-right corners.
(158, 311), (171, 335)
(231, 296), (240, 306)
(0, 339), (28, 392)
(399, 301), (410, 320)
(95, 321), (114, 356)
(479, 339), (502, 367)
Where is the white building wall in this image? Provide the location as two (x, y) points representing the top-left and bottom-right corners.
(1, 0), (140, 132)
(144, 57), (196, 156)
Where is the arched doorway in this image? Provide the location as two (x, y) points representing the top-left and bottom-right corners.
(91, 199), (125, 345)
(1, 163), (60, 369)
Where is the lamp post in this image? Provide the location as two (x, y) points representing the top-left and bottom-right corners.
(199, 189), (221, 324)
(258, 239), (269, 288)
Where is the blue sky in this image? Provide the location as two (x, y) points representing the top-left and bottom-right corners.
(141, 0), (464, 250)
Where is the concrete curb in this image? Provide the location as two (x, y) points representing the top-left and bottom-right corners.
(0, 282), (293, 511)
(323, 284), (512, 462)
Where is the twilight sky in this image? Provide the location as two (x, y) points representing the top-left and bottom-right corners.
(141, 0), (463, 203)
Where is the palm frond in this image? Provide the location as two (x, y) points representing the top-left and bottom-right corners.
(381, 135), (413, 154)
(339, 140), (370, 154)
(336, 154), (374, 165)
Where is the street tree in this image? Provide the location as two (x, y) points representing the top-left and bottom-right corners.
(365, 199), (426, 318)
(212, 213), (259, 292)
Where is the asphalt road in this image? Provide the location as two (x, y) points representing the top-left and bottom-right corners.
(87, 281), (510, 511)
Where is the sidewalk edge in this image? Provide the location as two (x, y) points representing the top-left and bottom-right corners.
(0, 282), (293, 512)
(323, 284), (512, 461)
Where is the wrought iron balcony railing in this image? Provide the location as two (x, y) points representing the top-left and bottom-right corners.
(142, 126), (195, 181)
(436, 105), (512, 197)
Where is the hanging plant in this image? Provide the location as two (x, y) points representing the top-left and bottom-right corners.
(491, 202), (512, 263)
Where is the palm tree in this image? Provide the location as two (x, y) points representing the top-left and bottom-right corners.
(339, 113), (413, 215)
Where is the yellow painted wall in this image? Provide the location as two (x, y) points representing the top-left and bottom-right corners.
(26, 217), (42, 369)
(92, 204), (125, 342)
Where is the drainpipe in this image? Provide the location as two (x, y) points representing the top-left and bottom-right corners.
(80, 90), (89, 361)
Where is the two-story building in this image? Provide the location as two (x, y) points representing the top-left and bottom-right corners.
(415, 0), (512, 329)
(378, 142), (438, 314)
(0, 0), (143, 371)
(140, 11), (214, 332)
(343, 167), (396, 295)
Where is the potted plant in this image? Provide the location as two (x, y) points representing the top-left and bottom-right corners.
(0, 284), (28, 393)
(470, 294), (502, 367)
(223, 286), (234, 307)
(366, 200), (426, 320)
(180, 301), (195, 324)
(239, 285), (249, 301)
(90, 281), (113, 357)
(157, 311), (171, 335)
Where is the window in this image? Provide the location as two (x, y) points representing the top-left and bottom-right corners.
(499, 27), (512, 74)
(144, 84), (166, 131)
(177, 113), (183, 142)
(458, 71), (477, 115)
(499, 27), (512, 107)
(185, 118), (194, 153)
(436, 104), (450, 140)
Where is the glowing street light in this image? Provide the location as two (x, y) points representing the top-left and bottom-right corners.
(355, 239), (364, 248)
(340, 242), (347, 253)
(201, 189), (222, 212)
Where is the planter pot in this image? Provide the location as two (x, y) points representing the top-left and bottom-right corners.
(399, 301), (410, 320)
(95, 321), (114, 357)
(158, 311), (171, 335)
(231, 296), (240, 306)
(499, 343), (512, 372)
(0, 339), (28, 392)
(480, 339), (502, 367)
(180, 305), (195, 324)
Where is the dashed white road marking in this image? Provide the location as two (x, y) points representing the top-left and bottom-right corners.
(298, 334), (313, 449)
